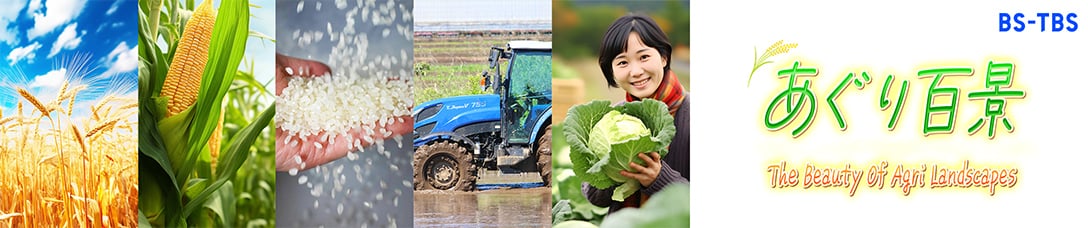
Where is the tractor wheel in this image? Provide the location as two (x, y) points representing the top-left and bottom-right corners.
(536, 126), (552, 187)
(413, 141), (476, 191)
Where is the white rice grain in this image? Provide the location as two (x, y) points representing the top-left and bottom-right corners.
(276, 72), (411, 146)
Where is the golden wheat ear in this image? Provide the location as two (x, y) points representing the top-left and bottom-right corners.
(17, 88), (50, 117)
(70, 125), (87, 154)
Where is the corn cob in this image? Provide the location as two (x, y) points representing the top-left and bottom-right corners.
(160, 1), (216, 117)
(209, 111), (223, 172)
(158, 1), (223, 172)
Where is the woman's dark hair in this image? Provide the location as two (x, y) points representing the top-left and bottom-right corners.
(597, 14), (673, 88)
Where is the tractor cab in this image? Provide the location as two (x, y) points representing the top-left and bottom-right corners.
(482, 41), (552, 149)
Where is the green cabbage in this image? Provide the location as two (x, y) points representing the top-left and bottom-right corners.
(588, 110), (651, 158)
(563, 100), (676, 201)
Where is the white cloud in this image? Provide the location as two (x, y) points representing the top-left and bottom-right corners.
(30, 68), (66, 89)
(7, 42), (42, 65)
(27, 0), (43, 15)
(27, 0), (87, 40)
(95, 22), (125, 34)
(48, 23), (83, 58)
(97, 42), (138, 78)
(0, 0), (27, 45)
(106, 0), (122, 15)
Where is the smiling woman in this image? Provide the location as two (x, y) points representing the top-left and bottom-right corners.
(552, 2), (691, 226)
(578, 13), (691, 217)
(0, 0), (140, 227)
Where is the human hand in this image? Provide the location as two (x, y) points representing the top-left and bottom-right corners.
(275, 53), (332, 95)
(274, 118), (412, 172)
(620, 152), (662, 187)
(273, 53), (412, 172)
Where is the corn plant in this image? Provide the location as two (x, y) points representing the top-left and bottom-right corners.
(137, 0), (274, 227)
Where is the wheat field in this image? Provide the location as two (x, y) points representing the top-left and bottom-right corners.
(0, 78), (138, 227)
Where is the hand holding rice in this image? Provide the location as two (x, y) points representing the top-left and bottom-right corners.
(274, 54), (414, 172)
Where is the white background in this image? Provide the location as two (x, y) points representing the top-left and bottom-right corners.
(692, 0), (1088, 226)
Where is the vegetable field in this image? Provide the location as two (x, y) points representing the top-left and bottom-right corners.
(413, 33), (551, 104)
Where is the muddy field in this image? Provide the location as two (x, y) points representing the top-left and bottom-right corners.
(414, 187), (551, 227)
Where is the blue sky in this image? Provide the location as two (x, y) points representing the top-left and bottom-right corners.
(0, 0), (138, 119)
(246, 0), (275, 87)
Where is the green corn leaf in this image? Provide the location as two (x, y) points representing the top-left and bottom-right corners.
(138, 6), (167, 108)
(183, 103), (272, 219)
(183, 178), (210, 200)
(217, 104), (273, 178)
(139, 210), (151, 228)
(216, 181), (236, 226)
(138, 154), (181, 227)
(138, 96), (176, 186)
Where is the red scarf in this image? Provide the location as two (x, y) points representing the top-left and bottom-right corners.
(626, 70), (687, 116)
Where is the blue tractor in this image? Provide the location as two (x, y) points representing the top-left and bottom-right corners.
(412, 41), (553, 191)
